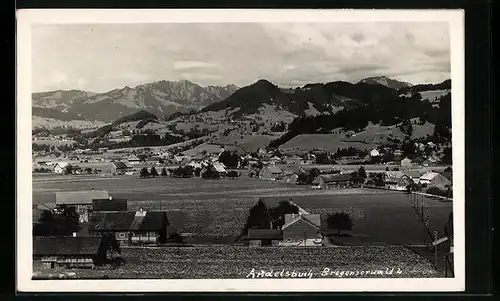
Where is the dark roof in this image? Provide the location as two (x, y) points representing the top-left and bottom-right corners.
(247, 229), (283, 240)
(55, 190), (110, 205)
(92, 199), (128, 212)
(33, 236), (102, 256)
(89, 212), (136, 231)
(314, 174), (353, 184)
(89, 211), (168, 232)
(113, 161), (130, 169)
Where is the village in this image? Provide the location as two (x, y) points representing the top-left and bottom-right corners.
(32, 140), (454, 274)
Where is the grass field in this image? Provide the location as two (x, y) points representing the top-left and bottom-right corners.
(32, 245), (438, 279)
(262, 192), (452, 245)
(32, 175), (453, 246)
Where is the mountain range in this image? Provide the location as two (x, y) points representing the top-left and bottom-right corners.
(32, 80), (239, 122)
(32, 76), (450, 125)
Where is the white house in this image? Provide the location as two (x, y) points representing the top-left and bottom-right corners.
(53, 162), (69, 174)
(370, 149), (380, 157)
(400, 157), (413, 168)
(212, 162), (227, 174)
(419, 171), (452, 188)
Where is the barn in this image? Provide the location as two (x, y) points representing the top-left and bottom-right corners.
(88, 210), (172, 246)
(419, 171), (452, 188)
(33, 236), (109, 269)
(246, 229), (283, 247)
(280, 213), (323, 247)
(312, 174), (353, 189)
(259, 165), (283, 180)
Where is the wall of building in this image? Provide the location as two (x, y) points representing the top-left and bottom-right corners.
(283, 219), (320, 242)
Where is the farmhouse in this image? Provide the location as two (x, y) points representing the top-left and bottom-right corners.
(280, 213), (323, 247)
(33, 236), (109, 269)
(55, 190), (110, 223)
(303, 153), (316, 164)
(112, 161), (133, 174)
(53, 162), (69, 174)
(126, 154), (141, 164)
(400, 157), (413, 168)
(246, 229), (283, 247)
(403, 170), (423, 184)
(259, 165), (283, 180)
(312, 174), (353, 189)
(419, 171), (452, 188)
(284, 155), (303, 165)
(269, 156), (282, 165)
(423, 157), (440, 167)
(88, 210), (171, 246)
(384, 171), (413, 191)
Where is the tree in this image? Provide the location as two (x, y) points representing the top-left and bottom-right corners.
(218, 151), (240, 169)
(444, 166), (452, 173)
(441, 147), (452, 164)
(64, 164), (74, 175)
(33, 206), (80, 236)
(140, 167), (150, 178)
(202, 165), (220, 179)
(150, 167), (158, 177)
(238, 199), (271, 240)
(268, 201), (299, 229)
(161, 167), (168, 177)
(227, 170), (239, 179)
(326, 212), (353, 235)
(357, 166), (367, 179)
(400, 119), (414, 137)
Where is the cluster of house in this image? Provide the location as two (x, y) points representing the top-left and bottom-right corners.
(381, 170), (452, 191)
(256, 162), (452, 192)
(33, 190), (175, 269)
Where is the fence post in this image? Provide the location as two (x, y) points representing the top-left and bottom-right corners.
(433, 230), (438, 267)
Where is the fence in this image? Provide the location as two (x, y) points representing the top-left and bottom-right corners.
(407, 192), (454, 277)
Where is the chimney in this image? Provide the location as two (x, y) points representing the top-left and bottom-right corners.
(72, 232), (77, 237)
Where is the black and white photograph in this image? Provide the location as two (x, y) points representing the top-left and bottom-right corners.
(17, 9), (465, 292)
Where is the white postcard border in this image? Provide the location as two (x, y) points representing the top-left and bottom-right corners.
(16, 8), (465, 292)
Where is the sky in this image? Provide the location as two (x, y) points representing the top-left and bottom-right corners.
(31, 22), (451, 93)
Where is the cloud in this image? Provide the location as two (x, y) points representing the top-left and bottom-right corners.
(31, 22), (451, 92)
(173, 61), (221, 70)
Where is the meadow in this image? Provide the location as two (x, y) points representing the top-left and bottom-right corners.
(32, 174), (453, 246)
(33, 245), (438, 279)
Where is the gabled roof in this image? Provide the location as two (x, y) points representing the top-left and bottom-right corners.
(282, 165), (304, 176)
(33, 236), (103, 256)
(313, 173), (353, 184)
(384, 171), (405, 180)
(263, 165), (282, 174)
(282, 213), (321, 230)
(420, 171), (440, 181)
(89, 211), (168, 232)
(404, 170), (423, 178)
(54, 162), (69, 168)
(113, 161), (131, 169)
(55, 190), (110, 205)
